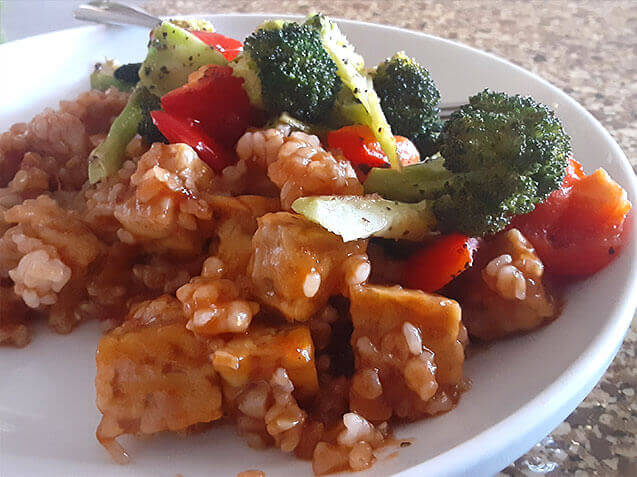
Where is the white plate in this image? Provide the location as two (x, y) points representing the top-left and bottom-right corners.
(0, 14), (635, 477)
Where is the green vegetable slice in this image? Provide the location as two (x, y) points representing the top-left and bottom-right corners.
(139, 21), (227, 97)
(292, 195), (438, 242)
(88, 86), (155, 183)
(307, 15), (399, 169)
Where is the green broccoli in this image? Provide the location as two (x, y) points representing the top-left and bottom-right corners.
(90, 60), (138, 92)
(297, 90), (570, 239)
(365, 90), (571, 236)
(88, 86), (162, 183)
(236, 20), (342, 123)
(373, 52), (442, 158)
(114, 62), (142, 84)
(136, 91), (166, 145)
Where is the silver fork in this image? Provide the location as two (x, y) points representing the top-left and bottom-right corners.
(74, 1), (160, 28)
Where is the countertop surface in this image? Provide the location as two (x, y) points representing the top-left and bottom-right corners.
(2, 0), (636, 475)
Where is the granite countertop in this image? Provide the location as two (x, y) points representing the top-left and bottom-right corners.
(143, 1), (637, 475)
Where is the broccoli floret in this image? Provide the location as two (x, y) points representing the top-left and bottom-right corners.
(373, 52), (442, 158)
(240, 20), (342, 122)
(88, 86), (162, 183)
(362, 90), (571, 236)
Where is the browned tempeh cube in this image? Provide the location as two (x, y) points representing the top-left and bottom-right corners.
(349, 284), (465, 421)
(95, 295), (222, 462)
(249, 212), (368, 322)
(211, 324), (319, 401)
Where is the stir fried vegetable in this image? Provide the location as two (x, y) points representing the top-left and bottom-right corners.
(90, 60), (139, 92)
(291, 195), (438, 242)
(161, 65), (255, 147)
(84, 15), (629, 284)
(238, 20), (342, 122)
(362, 90), (572, 236)
(150, 110), (234, 170)
(512, 159), (631, 276)
(404, 234), (478, 292)
(139, 21), (227, 97)
(306, 14), (400, 169)
(190, 31), (243, 60)
(327, 125), (419, 168)
(373, 52), (443, 158)
(88, 86), (158, 183)
(88, 21), (233, 183)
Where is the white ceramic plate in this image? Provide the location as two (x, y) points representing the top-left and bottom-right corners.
(0, 14), (635, 477)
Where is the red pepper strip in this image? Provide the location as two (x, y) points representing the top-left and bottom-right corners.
(511, 158), (631, 277)
(327, 125), (420, 168)
(161, 65), (255, 148)
(190, 31), (243, 61)
(150, 110), (234, 171)
(404, 234), (478, 292)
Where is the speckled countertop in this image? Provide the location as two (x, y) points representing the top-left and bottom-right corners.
(154, 1), (635, 474)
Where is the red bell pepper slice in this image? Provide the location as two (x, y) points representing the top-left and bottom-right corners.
(511, 159), (631, 277)
(327, 125), (420, 168)
(404, 234), (478, 292)
(150, 110), (234, 171)
(161, 65), (255, 147)
(190, 31), (243, 61)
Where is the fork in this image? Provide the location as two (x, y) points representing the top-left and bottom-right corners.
(74, 1), (160, 28)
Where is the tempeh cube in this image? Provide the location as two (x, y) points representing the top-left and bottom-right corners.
(211, 324), (319, 400)
(249, 212), (368, 322)
(349, 284), (465, 421)
(95, 295), (222, 462)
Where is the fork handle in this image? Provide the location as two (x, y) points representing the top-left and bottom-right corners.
(74, 1), (160, 28)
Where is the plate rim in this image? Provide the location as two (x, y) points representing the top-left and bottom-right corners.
(1, 13), (635, 477)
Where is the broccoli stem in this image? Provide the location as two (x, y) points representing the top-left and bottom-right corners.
(363, 156), (452, 202)
(88, 86), (147, 184)
(139, 21), (227, 97)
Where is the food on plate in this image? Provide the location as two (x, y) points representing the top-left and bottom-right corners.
(372, 52), (443, 158)
(0, 13), (631, 476)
